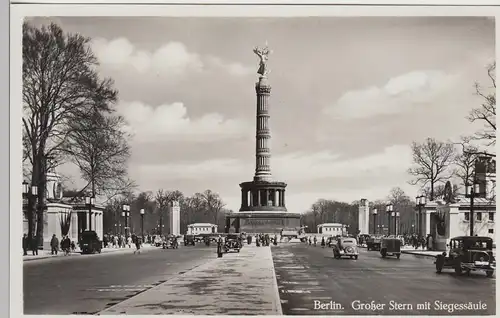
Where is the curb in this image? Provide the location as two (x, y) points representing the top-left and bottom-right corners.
(23, 246), (157, 262)
(269, 246), (284, 315)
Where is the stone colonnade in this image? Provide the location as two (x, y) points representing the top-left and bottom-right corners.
(241, 188), (286, 208)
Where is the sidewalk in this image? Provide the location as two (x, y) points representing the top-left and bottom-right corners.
(23, 244), (157, 262)
(99, 245), (282, 315)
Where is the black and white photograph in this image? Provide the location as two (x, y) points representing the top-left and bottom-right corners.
(13, 5), (496, 316)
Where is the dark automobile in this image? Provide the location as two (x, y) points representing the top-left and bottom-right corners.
(163, 235), (179, 249)
(80, 231), (102, 254)
(184, 234), (195, 246)
(224, 234), (242, 253)
(380, 237), (401, 259)
(435, 236), (496, 277)
(366, 236), (382, 251)
(332, 237), (359, 259)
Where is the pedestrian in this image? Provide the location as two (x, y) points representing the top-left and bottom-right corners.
(31, 237), (38, 256)
(134, 236), (142, 254)
(308, 237), (312, 245)
(127, 236), (132, 248)
(50, 234), (59, 255)
(321, 237), (325, 248)
(22, 234), (28, 256)
(71, 240), (76, 252)
(61, 235), (71, 256)
(428, 235), (433, 251)
(313, 236), (317, 246)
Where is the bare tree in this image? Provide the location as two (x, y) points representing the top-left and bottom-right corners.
(453, 137), (479, 190)
(407, 138), (455, 201)
(61, 111), (135, 201)
(468, 62), (496, 146)
(23, 22), (117, 245)
(202, 190), (226, 225)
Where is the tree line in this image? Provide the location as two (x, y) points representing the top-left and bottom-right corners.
(97, 189), (229, 236)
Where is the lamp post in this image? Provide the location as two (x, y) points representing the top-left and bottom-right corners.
(372, 208), (378, 234)
(395, 212), (400, 236)
(122, 204), (130, 239)
(386, 203), (393, 235)
(416, 195), (426, 237)
(85, 196), (96, 231)
(22, 182), (38, 242)
(467, 183), (480, 237)
(140, 208), (145, 241)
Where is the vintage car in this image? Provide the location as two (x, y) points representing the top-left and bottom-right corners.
(224, 234), (242, 253)
(380, 237), (401, 259)
(163, 235), (179, 249)
(80, 231), (102, 254)
(366, 236), (382, 251)
(435, 236), (496, 277)
(154, 236), (164, 247)
(184, 234), (196, 246)
(332, 237), (359, 259)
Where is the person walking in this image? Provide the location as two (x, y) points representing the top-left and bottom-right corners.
(321, 236), (326, 248)
(134, 236), (142, 254)
(50, 234), (59, 255)
(313, 236), (317, 246)
(22, 234), (28, 256)
(61, 235), (71, 256)
(31, 237), (38, 256)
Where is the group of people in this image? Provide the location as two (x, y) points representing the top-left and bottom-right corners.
(103, 233), (143, 253)
(22, 233), (76, 256)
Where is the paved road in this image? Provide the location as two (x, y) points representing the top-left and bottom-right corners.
(272, 244), (495, 316)
(24, 245), (216, 314)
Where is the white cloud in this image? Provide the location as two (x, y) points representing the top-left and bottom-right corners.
(137, 144), (412, 182)
(324, 70), (458, 119)
(206, 56), (254, 76)
(119, 101), (251, 142)
(92, 38), (254, 78)
(92, 38), (203, 76)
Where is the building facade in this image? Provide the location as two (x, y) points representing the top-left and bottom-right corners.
(317, 223), (345, 236)
(358, 199), (370, 234)
(187, 223), (218, 235)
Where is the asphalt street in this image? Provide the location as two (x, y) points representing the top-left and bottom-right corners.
(23, 245), (216, 315)
(272, 243), (496, 316)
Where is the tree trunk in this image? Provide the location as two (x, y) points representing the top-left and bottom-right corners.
(35, 155), (47, 248)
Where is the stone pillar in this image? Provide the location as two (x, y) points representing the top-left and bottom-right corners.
(274, 190), (279, 207)
(86, 212), (90, 231)
(425, 211), (431, 236)
(241, 189), (246, 208)
(71, 212), (78, 242)
(257, 190), (261, 206)
(248, 191), (253, 207)
(254, 76), (273, 182)
(282, 190), (286, 207)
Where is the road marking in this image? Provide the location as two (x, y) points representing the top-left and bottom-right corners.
(282, 289), (312, 294)
(280, 281), (300, 284)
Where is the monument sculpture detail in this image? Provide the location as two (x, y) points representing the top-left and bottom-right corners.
(225, 44), (301, 234)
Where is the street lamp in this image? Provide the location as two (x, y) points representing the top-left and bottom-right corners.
(467, 183), (480, 236)
(140, 208), (145, 241)
(85, 196), (96, 231)
(395, 212), (400, 236)
(372, 208), (378, 235)
(386, 203), (393, 235)
(122, 204), (130, 238)
(416, 195), (426, 237)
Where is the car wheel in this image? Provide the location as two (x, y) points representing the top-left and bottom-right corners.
(454, 261), (463, 275)
(486, 270), (494, 277)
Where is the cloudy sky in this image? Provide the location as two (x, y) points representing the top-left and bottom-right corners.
(28, 16), (494, 213)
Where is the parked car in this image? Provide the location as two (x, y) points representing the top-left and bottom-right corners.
(184, 234), (195, 246)
(80, 231), (102, 254)
(435, 236), (495, 277)
(366, 236), (382, 251)
(332, 237), (359, 259)
(224, 234), (242, 253)
(163, 235), (179, 249)
(380, 237), (401, 259)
